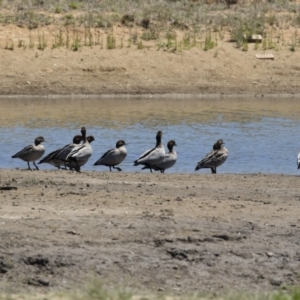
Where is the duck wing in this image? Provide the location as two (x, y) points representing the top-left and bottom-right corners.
(134, 144), (165, 165)
(38, 148), (61, 164)
(136, 148), (153, 161)
(195, 148), (228, 171)
(153, 151), (177, 171)
(94, 148), (114, 165)
(100, 149), (114, 160)
(67, 143), (93, 162)
(12, 145), (34, 158)
(133, 148), (153, 165)
(195, 149), (218, 170)
(55, 143), (77, 161)
(213, 149), (228, 166)
(67, 144), (85, 157)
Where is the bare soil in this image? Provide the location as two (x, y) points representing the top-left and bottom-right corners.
(1, 169), (300, 294)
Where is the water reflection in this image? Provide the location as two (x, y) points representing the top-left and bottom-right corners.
(1, 97), (300, 174)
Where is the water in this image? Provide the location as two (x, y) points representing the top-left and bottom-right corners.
(1, 97), (300, 174)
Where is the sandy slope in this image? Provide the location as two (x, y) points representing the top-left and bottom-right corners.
(1, 24), (300, 96)
(0, 169), (300, 294)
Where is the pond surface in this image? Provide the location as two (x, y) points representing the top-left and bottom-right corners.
(1, 96), (300, 174)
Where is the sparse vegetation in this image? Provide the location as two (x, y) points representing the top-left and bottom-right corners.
(106, 32), (116, 49)
(204, 29), (217, 51)
(71, 30), (81, 51)
(0, 0), (299, 52)
(5, 39), (14, 50)
(1, 280), (300, 300)
(69, 1), (79, 10)
(0, 0), (300, 56)
(37, 30), (47, 50)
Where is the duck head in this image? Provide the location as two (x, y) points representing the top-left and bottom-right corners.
(35, 136), (45, 146)
(213, 139), (224, 150)
(167, 140), (177, 151)
(81, 127), (87, 142)
(87, 136), (95, 143)
(156, 131), (162, 146)
(73, 135), (83, 144)
(116, 140), (127, 148)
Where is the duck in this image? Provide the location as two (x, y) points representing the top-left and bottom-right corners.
(134, 130), (165, 172)
(94, 140), (127, 172)
(38, 135), (82, 169)
(66, 127), (93, 172)
(143, 140), (177, 173)
(195, 139), (228, 174)
(12, 136), (46, 170)
(66, 135), (95, 170)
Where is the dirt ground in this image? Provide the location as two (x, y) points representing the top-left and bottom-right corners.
(0, 169), (300, 295)
(1, 24), (300, 97)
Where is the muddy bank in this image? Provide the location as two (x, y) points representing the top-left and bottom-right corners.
(0, 169), (299, 294)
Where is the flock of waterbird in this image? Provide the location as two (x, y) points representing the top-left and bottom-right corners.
(11, 127), (229, 174)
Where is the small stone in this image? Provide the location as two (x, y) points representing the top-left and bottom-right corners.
(270, 277), (282, 286)
(266, 252), (274, 257)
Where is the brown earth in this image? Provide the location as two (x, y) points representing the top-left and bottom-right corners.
(1, 24), (300, 97)
(1, 169), (300, 295)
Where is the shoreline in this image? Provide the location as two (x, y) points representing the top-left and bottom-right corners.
(2, 167), (300, 176)
(1, 92), (300, 99)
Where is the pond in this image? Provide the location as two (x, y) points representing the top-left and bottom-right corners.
(1, 96), (300, 174)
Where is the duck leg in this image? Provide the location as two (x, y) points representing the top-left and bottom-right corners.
(75, 161), (81, 173)
(33, 162), (39, 170)
(27, 162), (32, 170)
(211, 167), (216, 174)
(113, 166), (122, 171)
